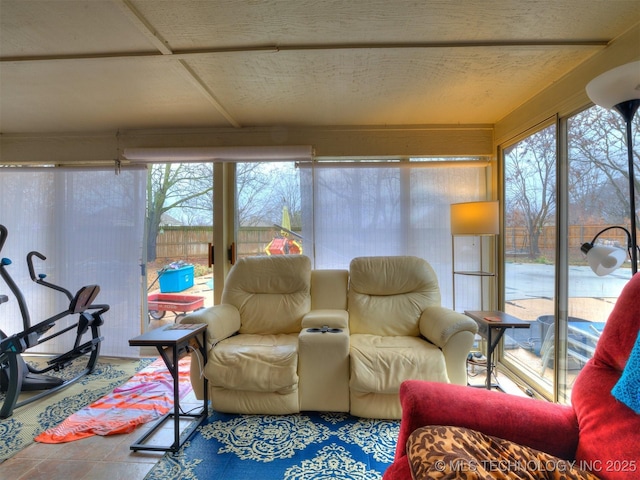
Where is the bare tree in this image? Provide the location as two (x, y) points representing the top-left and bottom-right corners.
(568, 106), (640, 226)
(270, 166), (303, 228)
(237, 162), (302, 228)
(236, 162), (272, 227)
(504, 124), (557, 259)
(504, 106), (639, 261)
(146, 163), (213, 261)
(146, 161), (304, 260)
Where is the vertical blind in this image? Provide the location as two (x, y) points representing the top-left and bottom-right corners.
(0, 167), (146, 357)
(300, 162), (488, 308)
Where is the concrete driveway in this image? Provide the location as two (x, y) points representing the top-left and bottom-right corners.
(505, 263), (631, 301)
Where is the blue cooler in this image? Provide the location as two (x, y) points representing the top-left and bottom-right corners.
(159, 265), (194, 293)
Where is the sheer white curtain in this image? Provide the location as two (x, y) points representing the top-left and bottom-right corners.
(301, 162), (487, 308)
(0, 167), (146, 357)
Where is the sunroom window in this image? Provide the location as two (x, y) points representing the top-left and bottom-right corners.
(501, 104), (638, 401)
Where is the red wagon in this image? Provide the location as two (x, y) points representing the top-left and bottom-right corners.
(147, 293), (205, 322)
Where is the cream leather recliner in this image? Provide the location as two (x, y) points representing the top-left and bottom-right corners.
(182, 255), (478, 419)
(347, 256), (478, 418)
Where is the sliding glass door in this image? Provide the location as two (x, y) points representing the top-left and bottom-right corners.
(563, 105), (634, 401)
(144, 163), (215, 329)
(235, 161), (302, 259)
(502, 123), (558, 396)
(501, 104), (638, 401)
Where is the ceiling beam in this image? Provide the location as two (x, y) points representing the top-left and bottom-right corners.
(112, 0), (173, 55)
(111, 0), (240, 128)
(175, 60), (241, 128)
(0, 39), (609, 64)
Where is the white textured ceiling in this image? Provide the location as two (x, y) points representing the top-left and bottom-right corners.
(1, 0), (639, 133)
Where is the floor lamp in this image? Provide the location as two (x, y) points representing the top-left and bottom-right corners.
(585, 60), (640, 276)
(450, 200), (500, 311)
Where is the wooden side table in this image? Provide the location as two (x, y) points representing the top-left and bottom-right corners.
(128, 323), (208, 452)
(464, 311), (530, 390)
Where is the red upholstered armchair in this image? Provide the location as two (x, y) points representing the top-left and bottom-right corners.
(384, 273), (640, 480)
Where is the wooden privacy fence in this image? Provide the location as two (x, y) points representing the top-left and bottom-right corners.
(157, 224), (627, 263)
(155, 226), (292, 261)
(156, 227), (212, 259)
(505, 225), (629, 259)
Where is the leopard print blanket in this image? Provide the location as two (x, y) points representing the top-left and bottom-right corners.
(407, 425), (601, 480)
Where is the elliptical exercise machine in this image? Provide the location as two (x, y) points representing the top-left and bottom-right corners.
(0, 224), (109, 418)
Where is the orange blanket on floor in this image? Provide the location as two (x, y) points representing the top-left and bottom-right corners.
(35, 356), (192, 443)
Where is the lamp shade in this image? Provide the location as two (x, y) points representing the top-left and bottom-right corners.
(586, 61), (640, 109)
(450, 201), (499, 235)
(586, 245), (628, 277)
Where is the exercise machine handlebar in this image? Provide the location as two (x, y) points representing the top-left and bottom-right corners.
(0, 225), (7, 252)
(1, 226), (32, 331)
(27, 251), (74, 302)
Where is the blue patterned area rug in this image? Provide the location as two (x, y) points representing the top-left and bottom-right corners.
(145, 411), (400, 480)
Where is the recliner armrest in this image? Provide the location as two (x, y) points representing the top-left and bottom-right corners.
(181, 304), (241, 348)
(419, 306), (478, 347)
(179, 304), (240, 400)
(419, 306), (479, 384)
(393, 380), (579, 462)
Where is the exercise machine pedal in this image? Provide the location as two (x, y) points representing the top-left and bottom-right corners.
(0, 354), (64, 392)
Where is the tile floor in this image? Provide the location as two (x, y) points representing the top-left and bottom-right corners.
(1, 360), (526, 480)
(0, 386), (203, 480)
